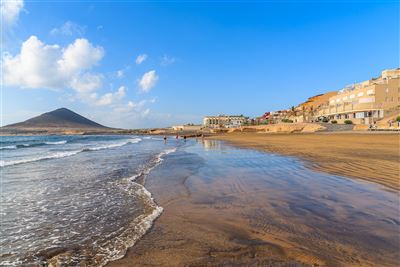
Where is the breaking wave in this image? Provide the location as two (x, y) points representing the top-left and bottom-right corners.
(0, 140), (67, 150)
(0, 138), (142, 167)
(43, 147), (176, 267)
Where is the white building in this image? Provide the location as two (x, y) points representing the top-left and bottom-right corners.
(203, 115), (248, 128)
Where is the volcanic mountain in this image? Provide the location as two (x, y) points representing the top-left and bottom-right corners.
(4, 108), (109, 129)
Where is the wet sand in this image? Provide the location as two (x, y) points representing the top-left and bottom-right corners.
(213, 132), (400, 192)
(108, 139), (400, 267)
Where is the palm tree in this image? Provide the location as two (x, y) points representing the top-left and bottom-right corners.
(309, 106), (314, 122)
(302, 105), (306, 122)
(290, 106), (296, 117)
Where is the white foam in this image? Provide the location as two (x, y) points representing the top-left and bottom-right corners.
(98, 183), (163, 267)
(85, 138), (141, 151)
(98, 147), (176, 265)
(0, 145), (17, 150)
(1, 138), (142, 168)
(0, 150), (81, 167)
(45, 140), (67, 145)
(130, 147), (177, 182)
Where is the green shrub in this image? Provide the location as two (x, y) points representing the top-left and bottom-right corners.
(331, 120), (337, 124)
(281, 119), (293, 123)
(396, 116), (400, 122)
(344, 120), (353, 124)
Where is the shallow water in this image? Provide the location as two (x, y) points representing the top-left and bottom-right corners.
(0, 135), (180, 266)
(137, 139), (399, 266)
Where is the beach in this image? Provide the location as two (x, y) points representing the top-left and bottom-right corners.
(109, 134), (400, 267)
(214, 132), (400, 192)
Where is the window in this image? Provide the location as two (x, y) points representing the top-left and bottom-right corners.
(355, 112), (364, 119)
(359, 97), (375, 103)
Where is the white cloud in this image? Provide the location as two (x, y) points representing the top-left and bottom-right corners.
(74, 85), (127, 107)
(3, 35), (104, 91)
(141, 108), (150, 117)
(50, 21), (86, 36)
(1, 0), (24, 25)
(95, 86), (126, 106)
(135, 54), (147, 65)
(138, 70), (158, 92)
(114, 99), (146, 113)
(70, 73), (103, 93)
(116, 70), (124, 78)
(160, 55), (175, 66)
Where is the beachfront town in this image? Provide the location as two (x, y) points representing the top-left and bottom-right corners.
(173, 68), (400, 131)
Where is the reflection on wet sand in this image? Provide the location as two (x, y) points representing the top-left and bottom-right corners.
(201, 139), (222, 150)
(109, 140), (400, 267)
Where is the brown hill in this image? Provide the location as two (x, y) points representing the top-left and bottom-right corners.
(4, 108), (109, 129)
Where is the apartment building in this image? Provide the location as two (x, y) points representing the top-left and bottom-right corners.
(203, 115), (248, 128)
(172, 124), (203, 131)
(316, 69), (400, 124)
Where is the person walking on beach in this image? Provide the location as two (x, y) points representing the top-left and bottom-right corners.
(183, 135), (187, 142)
(163, 136), (167, 144)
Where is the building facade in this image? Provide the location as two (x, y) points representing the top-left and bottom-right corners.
(316, 69), (400, 124)
(172, 125), (202, 131)
(203, 115), (248, 128)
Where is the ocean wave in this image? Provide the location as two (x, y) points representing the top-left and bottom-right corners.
(1, 141), (68, 150)
(96, 184), (163, 267)
(83, 138), (142, 152)
(94, 148), (176, 266)
(0, 145), (17, 150)
(45, 140), (67, 145)
(0, 150), (81, 167)
(130, 147), (177, 182)
(0, 138), (142, 168)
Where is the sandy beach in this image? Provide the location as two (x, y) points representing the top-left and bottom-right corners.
(213, 132), (400, 192)
(109, 134), (400, 267)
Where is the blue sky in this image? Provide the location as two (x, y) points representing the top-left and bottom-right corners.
(2, 0), (398, 128)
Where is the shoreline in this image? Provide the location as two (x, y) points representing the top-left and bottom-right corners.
(211, 132), (399, 192)
(108, 136), (399, 267)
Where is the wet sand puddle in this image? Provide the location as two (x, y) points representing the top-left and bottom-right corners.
(112, 139), (399, 267)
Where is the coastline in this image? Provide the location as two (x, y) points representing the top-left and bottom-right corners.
(211, 132), (400, 192)
(108, 137), (399, 267)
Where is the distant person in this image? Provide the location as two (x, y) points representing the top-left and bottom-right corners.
(183, 135), (187, 142)
(163, 136), (167, 143)
(176, 135), (179, 139)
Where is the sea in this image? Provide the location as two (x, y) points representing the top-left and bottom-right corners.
(0, 135), (179, 266)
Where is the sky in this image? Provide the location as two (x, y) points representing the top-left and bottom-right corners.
(1, 0), (399, 128)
